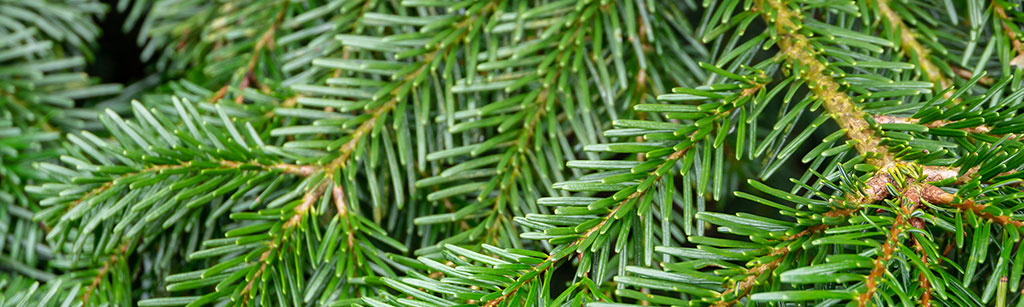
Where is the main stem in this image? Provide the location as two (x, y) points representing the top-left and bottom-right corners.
(757, 0), (890, 167)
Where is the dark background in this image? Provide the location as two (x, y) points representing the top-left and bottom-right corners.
(87, 0), (149, 85)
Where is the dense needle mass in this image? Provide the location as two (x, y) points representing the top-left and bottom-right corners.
(3, 0), (1024, 306)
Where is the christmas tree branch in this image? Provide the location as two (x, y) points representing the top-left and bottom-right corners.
(238, 180), (327, 303)
(758, 0), (1010, 200)
(874, 0), (952, 91)
(713, 247), (788, 307)
(994, 1), (1024, 65)
(715, 189), (870, 306)
(480, 0), (603, 244)
(325, 1), (499, 172)
(484, 149), (690, 307)
(857, 204), (909, 307)
(756, 0), (889, 167)
(488, 75), (761, 304)
(66, 159), (316, 212)
(81, 241), (133, 305)
(233, 0), (290, 104)
(233, 3), (504, 303)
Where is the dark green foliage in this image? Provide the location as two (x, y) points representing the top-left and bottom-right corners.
(6, 0), (1024, 306)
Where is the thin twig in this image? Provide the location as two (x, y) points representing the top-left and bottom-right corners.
(81, 241), (133, 305)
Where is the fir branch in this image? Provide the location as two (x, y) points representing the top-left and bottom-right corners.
(486, 73), (762, 305)
(237, 180), (328, 304)
(485, 148), (690, 307)
(756, 0), (888, 165)
(713, 247), (789, 307)
(234, 0), (291, 104)
(921, 184), (1024, 227)
(326, 1), (500, 171)
(874, 0), (952, 91)
(66, 159), (316, 212)
(994, 1), (1024, 66)
(64, 163), (191, 212)
(712, 187), (872, 304)
(857, 206), (909, 306)
(479, 0), (604, 244)
(81, 241), (133, 305)
(756, 0), (1004, 216)
(22, 0), (1024, 305)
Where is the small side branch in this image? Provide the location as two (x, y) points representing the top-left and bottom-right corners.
(921, 184), (1024, 227)
(81, 241), (133, 305)
(994, 1), (1024, 66)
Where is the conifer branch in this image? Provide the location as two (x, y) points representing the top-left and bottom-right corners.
(874, 0), (952, 91)
(67, 159), (315, 212)
(81, 241), (133, 305)
(65, 163), (191, 211)
(325, 1), (499, 172)
(855, 180), (930, 306)
(921, 184), (1024, 227)
(713, 247), (788, 307)
(20, 0), (1024, 306)
(479, 0), (601, 244)
(715, 193), (865, 306)
(484, 148), (690, 307)
(756, 0), (888, 166)
(234, 0), (291, 104)
(857, 207), (908, 306)
(994, 1), (1024, 65)
(238, 180), (327, 304)
(756, 0), (1013, 224)
(487, 72), (761, 304)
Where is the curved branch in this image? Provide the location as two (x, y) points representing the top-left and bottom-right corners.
(874, 0), (952, 91)
(756, 0), (890, 166)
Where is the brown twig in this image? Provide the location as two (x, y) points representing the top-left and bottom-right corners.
(856, 208), (907, 306)
(713, 247), (790, 307)
(233, 0), (290, 104)
(910, 234), (933, 307)
(81, 241), (133, 305)
(872, 115), (994, 134)
(994, 1), (1024, 67)
(856, 181), (931, 306)
(218, 160), (319, 176)
(921, 184), (1024, 227)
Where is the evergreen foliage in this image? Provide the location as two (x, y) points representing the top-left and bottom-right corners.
(5, 0), (1024, 306)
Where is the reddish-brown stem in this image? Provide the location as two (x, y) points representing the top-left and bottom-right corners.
(994, 1), (1024, 66)
(921, 184), (1024, 227)
(234, 0), (290, 104)
(857, 185), (919, 306)
(238, 181), (327, 304)
(81, 241), (133, 305)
